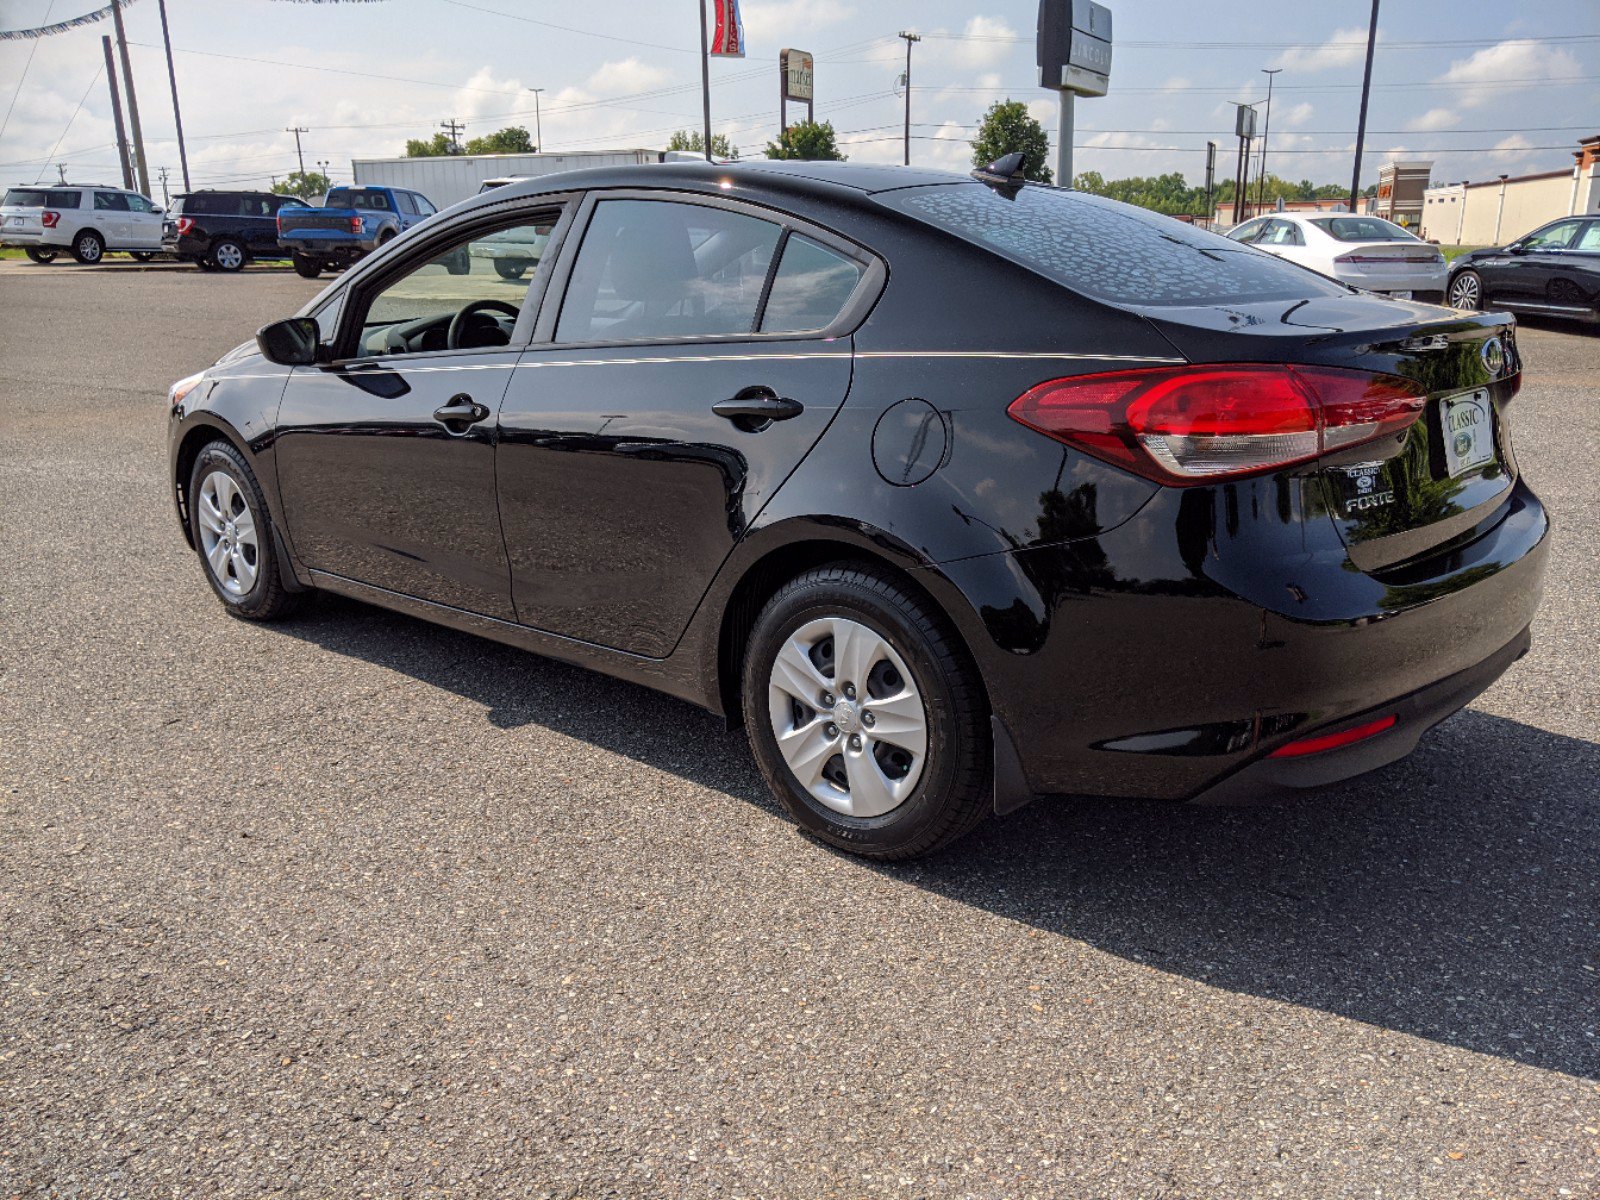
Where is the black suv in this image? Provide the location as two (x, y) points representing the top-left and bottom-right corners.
(163, 191), (299, 272)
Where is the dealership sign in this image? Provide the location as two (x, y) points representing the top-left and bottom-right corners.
(782, 48), (814, 102)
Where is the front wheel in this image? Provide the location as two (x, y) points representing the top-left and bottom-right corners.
(1448, 269), (1482, 311)
(291, 253), (321, 279)
(24, 247), (57, 264)
(493, 259), (527, 281)
(209, 239), (246, 272)
(188, 441), (302, 620)
(741, 564), (991, 860)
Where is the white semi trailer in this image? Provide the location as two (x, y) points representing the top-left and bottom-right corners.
(350, 149), (666, 210)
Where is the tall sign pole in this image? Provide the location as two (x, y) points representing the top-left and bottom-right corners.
(704, 0), (747, 160)
(1204, 140), (1217, 225)
(1255, 67), (1281, 211)
(698, 1), (713, 161)
(156, 0), (190, 192)
(1349, 0), (1380, 214)
(110, 0), (151, 196)
(101, 35), (134, 191)
(1037, 0), (1112, 187)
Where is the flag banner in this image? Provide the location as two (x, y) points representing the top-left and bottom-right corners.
(0, 0), (138, 42)
(710, 0), (745, 57)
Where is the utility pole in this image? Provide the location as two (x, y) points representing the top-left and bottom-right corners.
(1256, 67), (1281, 212)
(286, 126), (308, 173)
(110, 0), (151, 196)
(1349, 0), (1380, 214)
(157, 165), (169, 207)
(57, 164), (68, 184)
(898, 31), (921, 167)
(101, 35), (134, 191)
(440, 118), (465, 154)
(528, 88), (544, 152)
(156, 0), (191, 192)
(1204, 141), (1217, 225)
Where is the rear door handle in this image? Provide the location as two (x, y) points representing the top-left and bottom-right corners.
(433, 394), (490, 426)
(712, 389), (804, 424)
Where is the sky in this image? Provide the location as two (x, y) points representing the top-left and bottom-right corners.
(0, 0), (1595, 201)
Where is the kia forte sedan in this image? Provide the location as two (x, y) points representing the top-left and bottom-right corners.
(167, 159), (1548, 859)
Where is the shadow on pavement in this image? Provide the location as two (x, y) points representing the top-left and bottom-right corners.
(282, 594), (1598, 1079)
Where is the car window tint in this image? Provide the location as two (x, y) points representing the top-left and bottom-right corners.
(356, 213), (562, 357)
(240, 195), (273, 217)
(127, 194), (157, 213)
(1523, 221), (1580, 250)
(1575, 222), (1600, 252)
(883, 184), (1347, 307)
(556, 199), (782, 342)
(760, 234), (863, 333)
(4, 188), (78, 208)
(327, 189), (391, 211)
(396, 192), (418, 215)
(414, 195), (436, 215)
(94, 191), (130, 212)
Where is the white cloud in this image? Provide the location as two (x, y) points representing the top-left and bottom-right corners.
(926, 15), (1019, 71)
(585, 58), (673, 97)
(1274, 102), (1314, 129)
(740, 0), (853, 42)
(1272, 27), (1376, 73)
(1435, 39), (1580, 107)
(1406, 107), (1459, 132)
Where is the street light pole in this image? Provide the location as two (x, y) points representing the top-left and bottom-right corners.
(1256, 67), (1281, 212)
(1349, 0), (1380, 213)
(529, 88), (544, 151)
(898, 31), (921, 167)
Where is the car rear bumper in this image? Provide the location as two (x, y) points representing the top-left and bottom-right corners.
(278, 232), (377, 256)
(1333, 267), (1448, 296)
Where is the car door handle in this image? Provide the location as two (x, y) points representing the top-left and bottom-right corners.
(712, 389), (804, 424)
(433, 395), (490, 425)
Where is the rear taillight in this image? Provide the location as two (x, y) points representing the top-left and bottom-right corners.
(1334, 253), (1440, 264)
(1269, 713), (1397, 758)
(1008, 364), (1427, 485)
(350, 216), (362, 234)
(41, 209), (59, 228)
(176, 216), (194, 236)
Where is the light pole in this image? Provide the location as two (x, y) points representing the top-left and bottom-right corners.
(1256, 67), (1281, 212)
(529, 88), (544, 152)
(897, 31), (921, 167)
(1349, 0), (1380, 214)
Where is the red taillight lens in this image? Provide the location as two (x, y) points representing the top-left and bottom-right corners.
(1008, 364), (1426, 485)
(176, 216), (195, 236)
(1268, 713), (1397, 758)
(350, 216), (362, 234)
(41, 209), (59, 228)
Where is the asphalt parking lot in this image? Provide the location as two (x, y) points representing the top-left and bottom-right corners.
(1, 258), (1596, 1198)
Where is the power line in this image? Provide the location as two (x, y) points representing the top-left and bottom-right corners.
(917, 31), (1600, 49)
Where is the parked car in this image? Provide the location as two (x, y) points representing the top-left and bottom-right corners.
(276, 184), (439, 279)
(162, 189), (301, 272)
(167, 159), (1547, 860)
(1447, 215), (1600, 323)
(1227, 213), (1447, 301)
(471, 176), (544, 279)
(1, 183), (163, 264)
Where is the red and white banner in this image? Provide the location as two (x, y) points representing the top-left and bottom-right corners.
(709, 0), (745, 57)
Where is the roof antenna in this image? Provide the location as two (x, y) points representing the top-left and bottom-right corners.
(972, 151), (1028, 196)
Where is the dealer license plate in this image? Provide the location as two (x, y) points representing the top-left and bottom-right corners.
(1388, 290), (1413, 300)
(1441, 389), (1495, 477)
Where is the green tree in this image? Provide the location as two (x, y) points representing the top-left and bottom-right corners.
(666, 129), (739, 159)
(271, 170), (330, 200)
(465, 125), (535, 155)
(969, 100), (1052, 184)
(764, 120), (845, 161)
(404, 132), (456, 157)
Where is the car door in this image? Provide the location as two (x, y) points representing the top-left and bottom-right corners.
(1494, 219), (1582, 304)
(1563, 220), (1600, 311)
(272, 203), (572, 619)
(125, 192), (163, 248)
(237, 194), (273, 255)
(496, 192), (880, 658)
(93, 190), (131, 244)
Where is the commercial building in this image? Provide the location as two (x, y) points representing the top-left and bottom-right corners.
(1420, 134), (1600, 245)
(1372, 160), (1431, 230)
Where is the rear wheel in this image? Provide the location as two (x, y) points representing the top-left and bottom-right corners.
(209, 238), (246, 272)
(292, 253), (321, 279)
(24, 248), (57, 264)
(1448, 269), (1482, 311)
(70, 229), (104, 264)
(130, 251), (157, 262)
(188, 441), (301, 621)
(741, 564), (991, 860)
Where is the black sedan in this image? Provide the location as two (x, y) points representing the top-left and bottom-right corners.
(1447, 214), (1600, 323)
(166, 159), (1548, 859)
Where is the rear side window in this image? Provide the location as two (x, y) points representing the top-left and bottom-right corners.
(556, 199), (782, 343)
(882, 184), (1347, 307)
(1575, 222), (1600, 252)
(4, 188), (79, 208)
(239, 195), (273, 217)
(760, 234), (863, 333)
(95, 191), (131, 212)
(1258, 220), (1304, 247)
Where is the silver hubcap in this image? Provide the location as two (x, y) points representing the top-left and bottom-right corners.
(216, 243), (242, 269)
(1450, 274), (1479, 309)
(767, 616), (928, 818)
(195, 470), (259, 596)
(79, 236), (100, 261)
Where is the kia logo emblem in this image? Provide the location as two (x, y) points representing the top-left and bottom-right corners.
(1481, 337), (1505, 376)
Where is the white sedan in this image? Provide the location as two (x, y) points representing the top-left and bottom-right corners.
(1226, 213), (1447, 302)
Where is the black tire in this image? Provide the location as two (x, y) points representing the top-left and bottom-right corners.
(444, 247), (471, 275)
(193, 256), (215, 271)
(130, 251), (157, 262)
(378, 227), (398, 246)
(741, 563), (991, 860)
(187, 441), (302, 621)
(209, 238), (247, 272)
(1448, 269), (1482, 311)
(24, 247), (57, 264)
(292, 253), (321, 279)
(493, 259), (527, 281)
(70, 229), (105, 265)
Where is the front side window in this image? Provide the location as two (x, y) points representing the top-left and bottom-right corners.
(761, 234), (864, 333)
(1522, 220), (1580, 251)
(95, 191), (130, 212)
(127, 194), (158, 213)
(396, 192), (418, 216)
(413, 194), (436, 216)
(556, 199), (782, 343)
(1308, 216), (1416, 242)
(352, 211), (562, 357)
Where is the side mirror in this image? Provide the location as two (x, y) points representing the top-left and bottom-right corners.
(256, 316), (321, 366)
(1506, 243), (1527, 256)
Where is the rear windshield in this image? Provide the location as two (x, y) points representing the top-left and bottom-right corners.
(881, 183), (1347, 307)
(3, 188), (79, 208)
(326, 188), (390, 211)
(1308, 217), (1418, 242)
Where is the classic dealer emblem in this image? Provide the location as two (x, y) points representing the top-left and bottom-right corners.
(1480, 336), (1505, 377)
